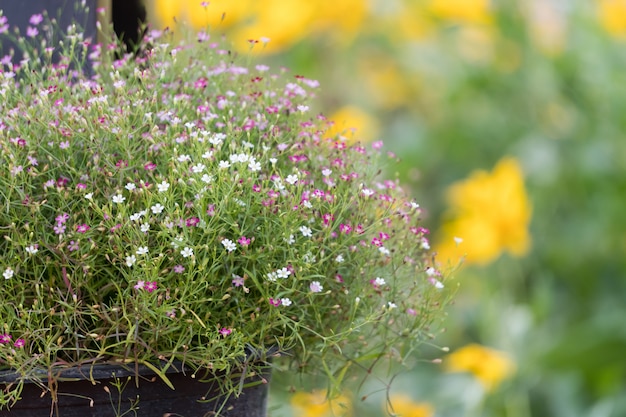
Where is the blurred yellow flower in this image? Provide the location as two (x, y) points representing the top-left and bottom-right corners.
(598, 0), (626, 37)
(147, 0), (368, 53)
(232, 0), (317, 53)
(325, 106), (379, 143)
(358, 54), (413, 109)
(428, 0), (492, 25)
(434, 157), (532, 266)
(445, 344), (516, 391)
(387, 394), (434, 417)
(291, 390), (352, 417)
(147, 0), (252, 31)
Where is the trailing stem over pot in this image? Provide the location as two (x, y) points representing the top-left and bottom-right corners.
(0, 4), (452, 410)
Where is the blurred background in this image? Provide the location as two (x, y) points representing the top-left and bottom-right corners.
(142, 1), (626, 416)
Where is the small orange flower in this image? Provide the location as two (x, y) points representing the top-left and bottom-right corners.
(445, 344), (516, 391)
(325, 106), (379, 143)
(291, 390), (352, 417)
(387, 394), (434, 417)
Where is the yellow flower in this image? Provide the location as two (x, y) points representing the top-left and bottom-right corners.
(325, 106), (379, 143)
(230, 0), (316, 54)
(428, 0), (492, 25)
(387, 394), (434, 417)
(291, 390), (352, 417)
(445, 344), (516, 391)
(434, 157), (532, 266)
(598, 0), (626, 37)
(147, 0), (368, 54)
(146, 0), (253, 32)
(358, 54), (414, 109)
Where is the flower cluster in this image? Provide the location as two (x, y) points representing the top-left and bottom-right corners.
(0, 10), (450, 409)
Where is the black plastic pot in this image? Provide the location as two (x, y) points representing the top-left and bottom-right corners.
(0, 362), (270, 417)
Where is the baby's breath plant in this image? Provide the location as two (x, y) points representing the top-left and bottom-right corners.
(0, 10), (451, 410)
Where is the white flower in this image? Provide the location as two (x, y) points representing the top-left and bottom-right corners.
(248, 160), (261, 172)
(299, 226), (312, 237)
(362, 188), (374, 197)
(201, 174), (214, 184)
(25, 245), (39, 255)
(157, 181), (170, 193)
(297, 105), (309, 113)
(177, 154), (191, 162)
(387, 302), (397, 309)
(112, 194), (125, 204)
(140, 223), (150, 233)
(180, 247), (194, 258)
(303, 200), (312, 209)
(374, 277), (386, 286)
(280, 298), (292, 307)
(322, 168), (332, 177)
(84, 192), (94, 200)
(410, 201), (420, 210)
(202, 150), (213, 159)
(454, 236), (463, 244)
(136, 246), (149, 256)
(209, 133), (225, 146)
(274, 179), (285, 191)
(218, 160), (230, 169)
(151, 203), (164, 214)
(284, 234), (295, 245)
(171, 236), (184, 248)
(269, 157), (277, 165)
(221, 239), (237, 252)
(3, 267), (14, 280)
(429, 278), (444, 289)
(285, 174), (298, 185)
(125, 255), (137, 267)
(335, 254), (344, 263)
(379, 246), (390, 256)
(125, 182), (136, 191)
(309, 281), (323, 293)
(266, 272), (278, 282)
(130, 212), (143, 222)
(191, 163), (205, 173)
(425, 267), (437, 276)
(276, 267), (291, 279)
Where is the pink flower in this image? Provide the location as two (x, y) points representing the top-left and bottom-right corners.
(26, 26), (39, 38)
(134, 281), (145, 290)
(173, 264), (185, 274)
(339, 224), (352, 234)
(237, 236), (251, 247)
(268, 298), (281, 307)
(0, 334), (11, 344)
(56, 213), (70, 224)
(76, 224), (90, 233)
(13, 338), (25, 348)
(29, 14), (43, 25)
(186, 217), (200, 227)
(144, 162), (157, 171)
(219, 328), (232, 337)
(145, 281), (158, 292)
